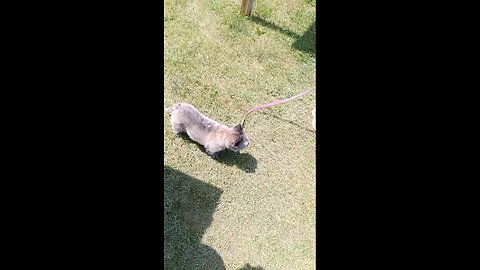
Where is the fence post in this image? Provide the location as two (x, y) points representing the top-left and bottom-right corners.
(241, 0), (255, 16)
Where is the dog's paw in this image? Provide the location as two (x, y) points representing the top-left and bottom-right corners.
(206, 150), (219, 159)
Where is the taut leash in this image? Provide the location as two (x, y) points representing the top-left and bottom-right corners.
(241, 86), (315, 127)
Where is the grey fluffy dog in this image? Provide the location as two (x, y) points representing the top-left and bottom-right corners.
(165, 103), (249, 158)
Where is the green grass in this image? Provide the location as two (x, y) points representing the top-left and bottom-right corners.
(164, 0), (316, 269)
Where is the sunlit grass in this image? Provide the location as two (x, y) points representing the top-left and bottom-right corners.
(164, 0), (316, 269)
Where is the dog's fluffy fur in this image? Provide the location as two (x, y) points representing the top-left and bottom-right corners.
(165, 103), (249, 158)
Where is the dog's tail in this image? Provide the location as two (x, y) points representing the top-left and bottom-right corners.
(165, 103), (181, 114)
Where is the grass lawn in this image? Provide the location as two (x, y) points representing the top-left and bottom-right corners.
(164, 0), (316, 269)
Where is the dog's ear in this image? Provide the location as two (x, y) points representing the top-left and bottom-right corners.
(233, 124), (243, 132)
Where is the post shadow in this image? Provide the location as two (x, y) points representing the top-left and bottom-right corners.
(248, 15), (316, 56)
(248, 15), (301, 39)
(292, 20), (316, 56)
(164, 166), (225, 269)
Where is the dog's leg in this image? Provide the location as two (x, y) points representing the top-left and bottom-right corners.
(171, 123), (184, 136)
(205, 148), (219, 159)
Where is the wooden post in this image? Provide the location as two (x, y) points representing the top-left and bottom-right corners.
(241, 0), (255, 16)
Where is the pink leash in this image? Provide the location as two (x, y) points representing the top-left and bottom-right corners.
(241, 86), (315, 127)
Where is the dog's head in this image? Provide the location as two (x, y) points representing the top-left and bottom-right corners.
(226, 124), (249, 152)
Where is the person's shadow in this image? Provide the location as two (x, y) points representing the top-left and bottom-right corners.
(164, 166), (225, 270)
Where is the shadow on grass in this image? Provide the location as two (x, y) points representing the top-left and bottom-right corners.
(248, 16), (316, 56)
(177, 133), (258, 173)
(237, 263), (265, 270)
(249, 15), (301, 39)
(215, 150), (257, 173)
(292, 20), (316, 56)
(164, 166), (225, 270)
(258, 111), (315, 134)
